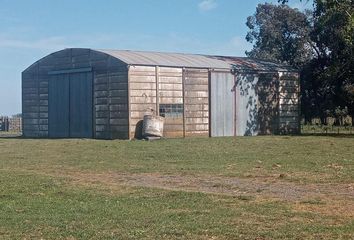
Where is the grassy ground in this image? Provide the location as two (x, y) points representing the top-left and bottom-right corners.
(0, 136), (353, 239)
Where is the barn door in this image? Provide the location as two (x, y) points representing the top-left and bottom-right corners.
(48, 71), (93, 138)
(69, 72), (93, 138)
(210, 72), (235, 137)
(48, 74), (70, 137)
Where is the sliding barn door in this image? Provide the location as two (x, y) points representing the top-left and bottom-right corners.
(48, 72), (93, 138)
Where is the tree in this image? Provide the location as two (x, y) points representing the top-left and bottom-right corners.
(245, 3), (312, 68)
(247, 1), (354, 124)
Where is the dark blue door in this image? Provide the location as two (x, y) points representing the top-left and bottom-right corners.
(48, 71), (93, 138)
(69, 72), (93, 138)
(49, 74), (70, 138)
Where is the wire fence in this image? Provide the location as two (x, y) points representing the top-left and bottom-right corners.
(301, 124), (354, 135)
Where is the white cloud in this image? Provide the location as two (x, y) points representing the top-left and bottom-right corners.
(0, 34), (117, 52)
(198, 0), (217, 12)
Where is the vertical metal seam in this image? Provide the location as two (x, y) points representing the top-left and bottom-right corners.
(21, 72), (24, 136)
(234, 73), (237, 137)
(68, 74), (71, 137)
(92, 71), (96, 139)
(127, 65), (131, 139)
(182, 67), (186, 138)
(108, 69), (111, 139)
(156, 66), (159, 116)
(208, 69), (211, 137)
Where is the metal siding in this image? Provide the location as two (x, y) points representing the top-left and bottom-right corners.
(69, 72), (93, 138)
(257, 73), (279, 134)
(235, 74), (259, 136)
(210, 72), (234, 137)
(48, 74), (70, 137)
(183, 69), (209, 137)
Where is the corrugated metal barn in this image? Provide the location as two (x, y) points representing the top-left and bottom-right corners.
(22, 48), (300, 139)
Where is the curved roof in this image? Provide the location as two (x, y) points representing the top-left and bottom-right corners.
(23, 48), (296, 73)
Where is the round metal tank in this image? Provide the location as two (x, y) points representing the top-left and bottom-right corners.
(142, 115), (165, 137)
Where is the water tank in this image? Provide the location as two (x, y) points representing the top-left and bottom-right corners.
(142, 115), (165, 138)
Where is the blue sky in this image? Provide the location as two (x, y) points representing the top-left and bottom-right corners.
(0, 0), (312, 115)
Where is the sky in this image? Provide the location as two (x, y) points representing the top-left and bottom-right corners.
(0, 0), (312, 116)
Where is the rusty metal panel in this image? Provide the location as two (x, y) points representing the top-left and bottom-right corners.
(235, 74), (259, 136)
(210, 72), (235, 137)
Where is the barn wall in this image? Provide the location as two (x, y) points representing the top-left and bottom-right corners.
(158, 67), (184, 138)
(257, 73), (279, 135)
(278, 72), (300, 134)
(94, 68), (129, 139)
(22, 48), (128, 139)
(128, 66), (157, 138)
(183, 69), (209, 137)
(22, 65), (42, 137)
(210, 71), (235, 137)
(235, 73), (259, 136)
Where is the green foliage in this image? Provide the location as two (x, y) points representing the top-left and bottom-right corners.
(245, 3), (312, 67)
(249, 1), (354, 122)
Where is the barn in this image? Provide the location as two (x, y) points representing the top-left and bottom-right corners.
(22, 48), (300, 139)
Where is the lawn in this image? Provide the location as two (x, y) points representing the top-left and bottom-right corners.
(0, 136), (353, 239)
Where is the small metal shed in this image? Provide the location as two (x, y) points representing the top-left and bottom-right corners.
(22, 48), (299, 139)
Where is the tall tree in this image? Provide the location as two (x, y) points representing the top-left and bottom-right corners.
(245, 3), (312, 68)
(278, 0), (354, 122)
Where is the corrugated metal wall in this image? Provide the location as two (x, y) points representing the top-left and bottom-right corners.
(278, 72), (300, 134)
(257, 73), (279, 135)
(158, 67), (184, 138)
(128, 67), (209, 139)
(128, 66), (157, 138)
(210, 72), (235, 137)
(235, 74), (259, 136)
(183, 69), (209, 137)
(22, 48), (128, 139)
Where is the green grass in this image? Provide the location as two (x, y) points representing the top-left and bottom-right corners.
(0, 136), (353, 239)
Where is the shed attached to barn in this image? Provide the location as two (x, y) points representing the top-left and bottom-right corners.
(22, 48), (300, 139)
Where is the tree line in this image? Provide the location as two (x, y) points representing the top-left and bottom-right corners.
(245, 0), (354, 125)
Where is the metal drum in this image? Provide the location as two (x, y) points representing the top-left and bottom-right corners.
(142, 115), (165, 137)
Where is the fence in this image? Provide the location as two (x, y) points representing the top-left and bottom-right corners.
(0, 116), (22, 132)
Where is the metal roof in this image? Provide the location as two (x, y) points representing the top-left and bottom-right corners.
(210, 56), (296, 72)
(97, 49), (230, 69)
(95, 49), (296, 72)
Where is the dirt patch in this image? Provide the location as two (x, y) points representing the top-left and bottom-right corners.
(38, 169), (354, 202)
(294, 199), (354, 219)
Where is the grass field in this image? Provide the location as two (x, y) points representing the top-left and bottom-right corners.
(0, 136), (353, 239)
